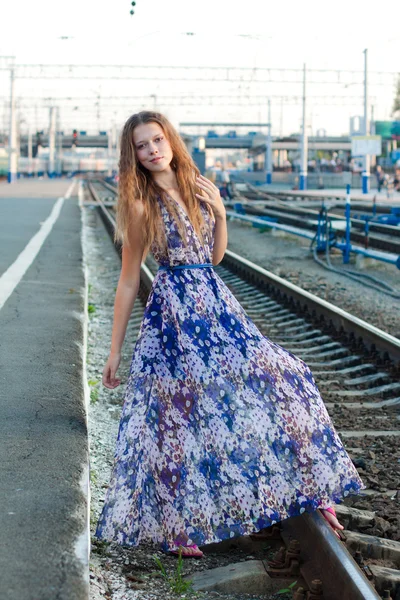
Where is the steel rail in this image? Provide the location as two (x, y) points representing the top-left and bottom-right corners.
(232, 199), (400, 254)
(280, 511), (381, 600)
(223, 248), (400, 370)
(243, 198), (400, 240)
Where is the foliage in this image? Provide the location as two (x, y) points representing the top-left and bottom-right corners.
(152, 549), (193, 594)
(90, 387), (99, 404)
(275, 580), (298, 595)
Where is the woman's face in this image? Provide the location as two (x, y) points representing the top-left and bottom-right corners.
(133, 122), (173, 172)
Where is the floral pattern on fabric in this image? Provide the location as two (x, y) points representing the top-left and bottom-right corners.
(95, 195), (366, 550)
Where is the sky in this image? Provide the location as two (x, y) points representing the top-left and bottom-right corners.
(1, 0), (399, 137)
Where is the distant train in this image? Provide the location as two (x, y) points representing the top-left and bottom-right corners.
(1, 156), (115, 176)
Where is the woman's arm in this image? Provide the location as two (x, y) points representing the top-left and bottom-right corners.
(195, 174), (228, 266)
(212, 210), (228, 266)
(103, 202), (146, 388)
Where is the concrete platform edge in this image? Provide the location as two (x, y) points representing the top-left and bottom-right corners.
(74, 181), (91, 598)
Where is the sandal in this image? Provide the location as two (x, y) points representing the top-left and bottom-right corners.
(169, 544), (204, 558)
(320, 506), (344, 538)
(320, 506), (337, 520)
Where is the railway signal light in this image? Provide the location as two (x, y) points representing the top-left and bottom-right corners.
(130, 1), (136, 14)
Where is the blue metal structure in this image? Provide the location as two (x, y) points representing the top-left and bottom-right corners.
(344, 184), (351, 263)
(227, 198), (400, 269)
(362, 171), (370, 194)
(353, 207), (400, 227)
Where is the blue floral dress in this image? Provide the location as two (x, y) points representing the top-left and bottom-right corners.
(95, 195), (366, 550)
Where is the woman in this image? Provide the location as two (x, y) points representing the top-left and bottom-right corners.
(95, 111), (365, 558)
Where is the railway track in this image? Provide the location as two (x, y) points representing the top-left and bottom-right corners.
(230, 184), (400, 256)
(86, 178), (400, 600)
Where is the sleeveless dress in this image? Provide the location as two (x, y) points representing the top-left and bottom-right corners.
(95, 195), (366, 550)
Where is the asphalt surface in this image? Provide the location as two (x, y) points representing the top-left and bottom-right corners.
(0, 180), (88, 599)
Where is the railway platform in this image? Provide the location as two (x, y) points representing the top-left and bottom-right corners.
(0, 178), (89, 600)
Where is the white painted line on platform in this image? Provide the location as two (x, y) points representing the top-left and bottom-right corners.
(0, 179), (76, 311)
(65, 179), (77, 199)
(78, 179), (84, 207)
(0, 196), (65, 311)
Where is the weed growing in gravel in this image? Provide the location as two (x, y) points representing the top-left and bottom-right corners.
(152, 549), (193, 594)
(88, 380), (100, 404)
(90, 387), (100, 404)
(275, 580), (298, 596)
(88, 283), (92, 295)
(88, 303), (96, 314)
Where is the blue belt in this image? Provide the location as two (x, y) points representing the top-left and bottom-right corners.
(158, 263), (214, 272)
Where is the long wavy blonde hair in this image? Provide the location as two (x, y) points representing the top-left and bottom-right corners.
(115, 111), (212, 256)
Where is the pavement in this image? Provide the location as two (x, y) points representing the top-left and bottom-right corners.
(0, 178), (89, 600)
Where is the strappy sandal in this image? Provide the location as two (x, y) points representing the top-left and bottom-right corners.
(169, 544), (204, 558)
(320, 506), (343, 538)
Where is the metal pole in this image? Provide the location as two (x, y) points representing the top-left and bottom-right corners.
(266, 98), (272, 184)
(107, 127), (112, 177)
(111, 121), (118, 176)
(56, 107), (63, 176)
(28, 125), (32, 177)
(48, 106), (56, 178)
(116, 123), (121, 162)
(370, 104), (375, 135)
(362, 49), (370, 194)
(344, 184), (351, 263)
(8, 68), (17, 183)
(300, 63), (308, 190)
(16, 113), (21, 173)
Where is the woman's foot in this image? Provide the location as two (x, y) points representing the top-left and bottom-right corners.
(319, 507), (344, 539)
(169, 544), (204, 558)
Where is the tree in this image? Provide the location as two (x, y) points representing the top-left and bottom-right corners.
(392, 74), (400, 119)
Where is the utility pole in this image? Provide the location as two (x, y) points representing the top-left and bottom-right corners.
(111, 120), (117, 176)
(28, 124), (33, 177)
(48, 106), (56, 178)
(370, 104), (375, 135)
(362, 48), (370, 194)
(56, 107), (63, 176)
(107, 126), (112, 177)
(8, 68), (17, 183)
(300, 63), (308, 190)
(266, 98), (272, 184)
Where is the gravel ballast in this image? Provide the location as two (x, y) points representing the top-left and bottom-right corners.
(226, 218), (400, 338)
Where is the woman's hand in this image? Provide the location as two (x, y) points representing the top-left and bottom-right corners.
(102, 352), (122, 389)
(195, 174), (226, 221)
